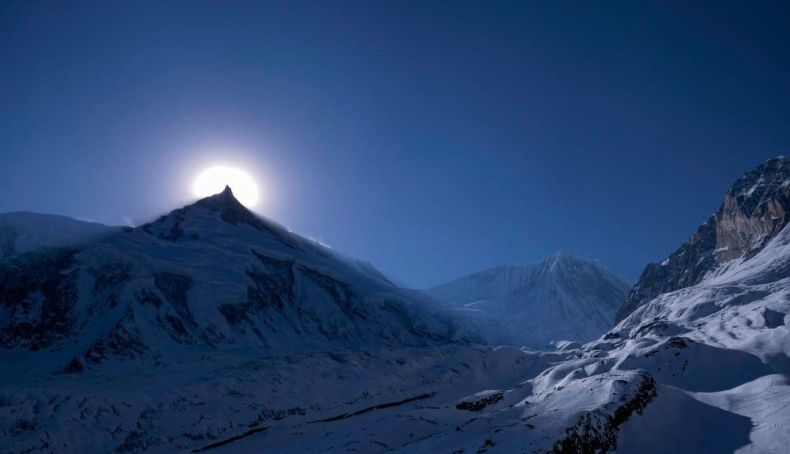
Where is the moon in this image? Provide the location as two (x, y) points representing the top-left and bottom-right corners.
(193, 165), (260, 207)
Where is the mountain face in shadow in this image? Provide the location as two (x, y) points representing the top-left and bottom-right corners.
(0, 187), (470, 364)
(425, 252), (630, 348)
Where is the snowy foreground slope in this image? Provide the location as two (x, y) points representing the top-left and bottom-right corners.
(424, 253), (630, 348)
(3, 157), (790, 453)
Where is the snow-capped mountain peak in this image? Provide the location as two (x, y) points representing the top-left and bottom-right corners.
(142, 185), (297, 244)
(425, 253), (630, 347)
(0, 190), (470, 364)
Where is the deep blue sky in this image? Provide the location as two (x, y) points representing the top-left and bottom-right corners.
(1, 1), (788, 287)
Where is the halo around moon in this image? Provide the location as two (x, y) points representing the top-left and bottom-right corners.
(193, 165), (260, 207)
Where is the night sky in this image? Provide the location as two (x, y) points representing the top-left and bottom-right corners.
(1, 1), (788, 287)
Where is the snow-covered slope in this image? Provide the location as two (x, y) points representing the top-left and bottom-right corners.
(399, 156), (790, 453)
(0, 212), (118, 259)
(201, 214), (790, 453)
(425, 252), (631, 347)
(600, 213), (790, 453)
(0, 188), (490, 452)
(0, 187), (470, 365)
(3, 156), (790, 453)
(336, 156), (789, 453)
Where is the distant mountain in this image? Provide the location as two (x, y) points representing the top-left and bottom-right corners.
(617, 156), (790, 321)
(405, 157), (790, 453)
(424, 252), (631, 347)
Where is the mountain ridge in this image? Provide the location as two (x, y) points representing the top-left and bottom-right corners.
(0, 188), (472, 367)
(617, 156), (790, 321)
(2, 161), (790, 453)
(425, 252), (630, 347)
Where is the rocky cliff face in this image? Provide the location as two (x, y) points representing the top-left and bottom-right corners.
(617, 156), (790, 321)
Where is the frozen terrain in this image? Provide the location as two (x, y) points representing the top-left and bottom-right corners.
(0, 212), (118, 259)
(425, 253), (630, 348)
(2, 157), (790, 453)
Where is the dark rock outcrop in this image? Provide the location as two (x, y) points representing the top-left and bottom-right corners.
(83, 309), (148, 364)
(62, 357), (85, 374)
(246, 250), (295, 310)
(548, 372), (657, 453)
(0, 248), (80, 350)
(0, 225), (18, 258)
(455, 391), (504, 412)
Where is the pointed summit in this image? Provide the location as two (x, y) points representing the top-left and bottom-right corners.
(197, 184), (242, 208)
(196, 185), (248, 214)
(140, 186), (314, 253)
(545, 250), (583, 264)
(143, 185), (265, 239)
(425, 253), (630, 347)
